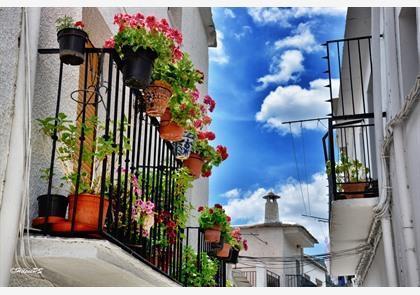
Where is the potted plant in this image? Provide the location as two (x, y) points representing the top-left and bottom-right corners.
(174, 131), (196, 160)
(36, 113), (127, 231)
(104, 13), (183, 89)
(221, 228), (248, 263)
(159, 89), (201, 141)
(198, 204), (230, 243)
(144, 53), (204, 117)
(327, 154), (370, 199)
(55, 15), (88, 65)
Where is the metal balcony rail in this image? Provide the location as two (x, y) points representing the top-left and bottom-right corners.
(266, 270), (281, 287)
(285, 274), (316, 287)
(322, 119), (379, 204)
(35, 48), (225, 286)
(185, 227), (227, 287)
(323, 36), (375, 120)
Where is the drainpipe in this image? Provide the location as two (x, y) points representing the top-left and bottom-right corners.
(371, 7), (398, 287)
(0, 8), (40, 286)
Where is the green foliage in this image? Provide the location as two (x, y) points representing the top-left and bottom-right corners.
(326, 154), (370, 184)
(198, 205), (229, 232)
(181, 246), (219, 287)
(55, 15), (84, 32)
(172, 167), (194, 230)
(192, 139), (223, 174)
(167, 89), (202, 129)
(152, 53), (203, 91)
(37, 112), (129, 195)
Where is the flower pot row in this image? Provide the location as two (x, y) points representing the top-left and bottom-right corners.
(198, 204), (248, 264)
(33, 193), (109, 234)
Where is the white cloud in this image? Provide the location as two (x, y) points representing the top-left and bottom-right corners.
(274, 23), (322, 53)
(210, 30), (229, 65)
(221, 188), (241, 199)
(224, 172), (329, 250)
(224, 8), (236, 18)
(247, 7), (347, 27)
(256, 78), (340, 135)
(234, 25), (252, 40)
(256, 50), (304, 91)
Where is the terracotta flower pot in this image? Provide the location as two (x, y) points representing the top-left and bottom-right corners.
(204, 225), (222, 243)
(68, 193), (109, 230)
(159, 108), (184, 141)
(342, 183), (368, 199)
(183, 153), (204, 179)
(144, 80), (173, 117)
(216, 243), (231, 258)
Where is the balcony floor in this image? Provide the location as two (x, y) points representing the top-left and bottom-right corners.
(10, 235), (180, 287)
(329, 197), (379, 276)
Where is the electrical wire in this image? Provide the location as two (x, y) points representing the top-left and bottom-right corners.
(289, 123), (307, 215)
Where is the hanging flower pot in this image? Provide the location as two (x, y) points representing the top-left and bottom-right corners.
(144, 80), (173, 117)
(225, 248), (240, 264)
(174, 131), (196, 160)
(121, 46), (158, 89)
(68, 193), (109, 230)
(57, 28), (88, 65)
(183, 153), (204, 178)
(216, 243), (231, 258)
(36, 194), (68, 219)
(159, 108), (184, 141)
(204, 224), (222, 243)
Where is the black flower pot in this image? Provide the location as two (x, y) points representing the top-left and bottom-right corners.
(37, 194), (68, 218)
(57, 28), (88, 65)
(122, 46), (158, 89)
(226, 248), (239, 264)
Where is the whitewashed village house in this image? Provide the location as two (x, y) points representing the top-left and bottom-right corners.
(0, 7), (217, 287)
(325, 7), (420, 287)
(229, 192), (328, 287)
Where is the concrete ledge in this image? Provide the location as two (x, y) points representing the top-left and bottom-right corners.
(12, 235), (180, 287)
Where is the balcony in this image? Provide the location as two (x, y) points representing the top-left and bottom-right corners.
(322, 36), (381, 276)
(32, 47), (226, 286)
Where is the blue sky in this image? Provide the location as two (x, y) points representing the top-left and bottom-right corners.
(206, 8), (347, 255)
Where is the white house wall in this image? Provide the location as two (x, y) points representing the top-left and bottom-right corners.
(362, 237), (387, 286)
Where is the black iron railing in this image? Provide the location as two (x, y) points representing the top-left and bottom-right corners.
(35, 48), (225, 286)
(266, 270), (281, 287)
(321, 36), (381, 210)
(286, 274), (316, 287)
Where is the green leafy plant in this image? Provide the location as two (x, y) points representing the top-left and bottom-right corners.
(172, 167), (194, 231)
(181, 246), (219, 287)
(192, 140), (228, 177)
(55, 15), (85, 32)
(326, 154), (370, 184)
(104, 12), (183, 66)
(198, 204), (230, 234)
(37, 112), (129, 195)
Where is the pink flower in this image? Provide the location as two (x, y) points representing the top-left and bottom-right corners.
(204, 95), (216, 112)
(243, 239), (248, 251)
(145, 15), (157, 29)
(205, 131), (215, 141)
(202, 115), (212, 125)
(172, 46), (183, 61)
(194, 120), (203, 129)
(191, 89), (200, 101)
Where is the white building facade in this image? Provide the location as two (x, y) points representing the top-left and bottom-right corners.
(326, 7), (420, 287)
(0, 7), (216, 286)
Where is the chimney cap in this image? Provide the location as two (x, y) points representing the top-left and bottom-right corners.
(263, 192), (281, 200)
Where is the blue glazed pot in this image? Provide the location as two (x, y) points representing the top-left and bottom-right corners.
(174, 131), (196, 160)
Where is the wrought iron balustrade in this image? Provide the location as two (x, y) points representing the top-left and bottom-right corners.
(266, 270), (281, 287)
(35, 47), (225, 286)
(322, 35), (382, 210)
(285, 274), (316, 287)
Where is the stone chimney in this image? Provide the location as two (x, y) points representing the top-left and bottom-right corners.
(263, 192), (280, 223)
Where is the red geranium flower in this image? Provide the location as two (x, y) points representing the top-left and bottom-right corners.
(206, 131), (216, 141)
(202, 170), (212, 177)
(226, 216), (231, 222)
(198, 206), (204, 212)
(243, 239), (248, 251)
(209, 208), (214, 214)
(215, 204), (223, 209)
(74, 21), (85, 28)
